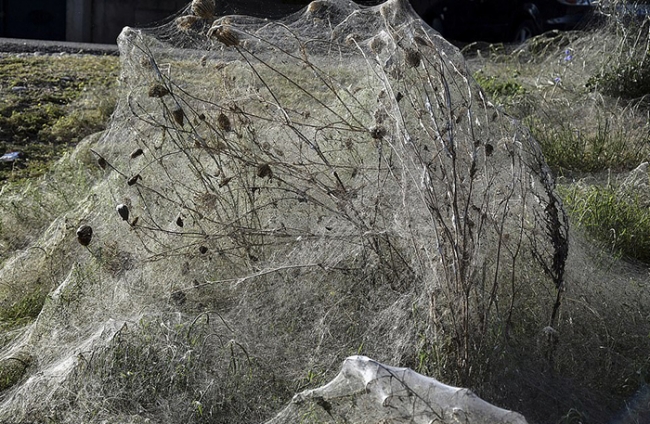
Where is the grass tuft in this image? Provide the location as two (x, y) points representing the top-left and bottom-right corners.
(529, 117), (648, 174)
(587, 56), (650, 99)
(560, 181), (650, 262)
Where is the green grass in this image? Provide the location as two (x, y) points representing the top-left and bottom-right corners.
(0, 55), (117, 332)
(0, 55), (119, 181)
(587, 56), (650, 99)
(0, 286), (47, 328)
(473, 69), (526, 99)
(561, 182), (650, 262)
(528, 117), (648, 174)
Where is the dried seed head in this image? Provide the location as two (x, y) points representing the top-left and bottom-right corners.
(208, 25), (240, 47)
(176, 215), (184, 227)
(199, 246), (208, 254)
(76, 225), (93, 246)
(175, 15), (200, 31)
(257, 163), (273, 179)
(148, 83), (169, 98)
(404, 48), (421, 68)
(191, 0), (215, 20)
(345, 33), (359, 45)
(370, 126), (387, 139)
(130, 148), (144, 159)
(369, 36), (385, 54)
(307, 1), (326, 13)
(116, 204), (130, 221)
(485, 144), (494, 157)
(97, 156), (107, 169)
(171, 106), (185, 126)
(219, 176), (233, 187)
(217, 113), (231, 131)
(127, 174), (141, 186)
(413, 35), (432, 47)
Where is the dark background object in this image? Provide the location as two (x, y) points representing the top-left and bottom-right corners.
(0, 0), (601, 46)
(409, 0), (598, 43)
(1, 0), (67, 41)
(0, 0), (385, 44)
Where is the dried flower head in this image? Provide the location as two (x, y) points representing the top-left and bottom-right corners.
(171, 106), (185, 126)
(307, 1), (326, 14)
(127, 174), (142, 186)
(370, 126), (387, 139)
(219, 176), (233, 187)
(208, 25), (240, 47)
(76, 225), (93, 246)
(345, 34), (359, 45)
(369, 36), (385, 54)
(191, 0), (215, 20)
(257, 163), (273, 179)
(130, 148), (144, 159)
(148, 83), (169, 98)
(116, 204), (130, 222)
(217, 113), (231, 131)
(404, 48), (421, 68)
(175, 15), (200, 31)
(413, 35), (432, 47)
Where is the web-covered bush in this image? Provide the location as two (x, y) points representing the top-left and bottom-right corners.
(0, 0), (569, 422)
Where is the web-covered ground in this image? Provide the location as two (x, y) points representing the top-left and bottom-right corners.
(0, 1), (599, 423)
